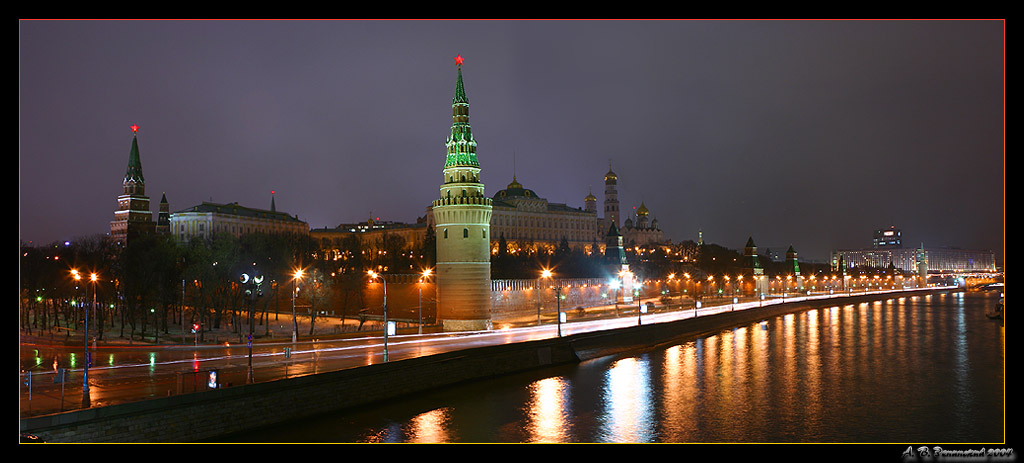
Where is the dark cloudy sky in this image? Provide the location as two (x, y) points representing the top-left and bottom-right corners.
(19, 20), (1004, 263)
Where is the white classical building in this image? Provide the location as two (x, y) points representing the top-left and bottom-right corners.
(169, 196), (308, 244)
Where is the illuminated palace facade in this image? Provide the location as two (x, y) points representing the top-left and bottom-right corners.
(310, 217), (428, 269)
(427, 164), (665, 256)
(486, 175), (603, 255)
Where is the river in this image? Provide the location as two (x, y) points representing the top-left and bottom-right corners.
(220, 291), (1005, 443)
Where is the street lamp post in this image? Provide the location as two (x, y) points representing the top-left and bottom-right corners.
(367, 271), (389, 361)
(85, 272), (95, 408)
(541, 269), (562, 337)
(609, 278), (621, 317)
(419, 268), (432, 335)
(292, 269), (303, 343)
(90, 273), (97, 339)
(89, 273), (97, 347)
(241, 271), (263, 384)
(668, 273), (679, 307)
(556, 283), (562, 336)
(636, 286), (643, 326)
(70, 270), (90, 408)
(181, 280), (186, 345)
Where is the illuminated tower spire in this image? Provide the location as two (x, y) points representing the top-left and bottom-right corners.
(445, 55), (478, 169)
(745, 237), (769, 296)
(110, 124), (155, 245)
(786, 245), (804, 290)
(432, 54), (494, 331)
(156, 192), (170, 235)
(124, 124), (145, 195)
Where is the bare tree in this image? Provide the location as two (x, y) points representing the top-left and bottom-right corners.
(306, 268), (333, 335)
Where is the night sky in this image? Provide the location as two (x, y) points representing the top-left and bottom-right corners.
(19, 20), (1004, 263)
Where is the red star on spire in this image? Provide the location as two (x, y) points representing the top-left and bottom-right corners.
(131, 124), (139, 133)
(454, 54), (464, 66)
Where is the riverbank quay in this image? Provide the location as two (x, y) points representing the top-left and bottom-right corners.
(20, 287), (953, 443)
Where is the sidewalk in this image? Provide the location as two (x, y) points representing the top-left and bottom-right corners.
(19, 311), (415, 348)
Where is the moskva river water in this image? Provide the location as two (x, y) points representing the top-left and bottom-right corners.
(223, 291), (1004, 443)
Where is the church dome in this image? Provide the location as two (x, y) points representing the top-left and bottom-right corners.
(493, 175), (538, 199)
(636, 201), (650, 216)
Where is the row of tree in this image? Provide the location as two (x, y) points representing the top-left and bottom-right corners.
(19, 230), (429, 342)
(22, 228), (864, 341)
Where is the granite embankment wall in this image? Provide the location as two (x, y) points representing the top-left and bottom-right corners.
(20, 289), (944, 443)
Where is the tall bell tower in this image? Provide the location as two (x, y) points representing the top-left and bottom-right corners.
(604, 163), (620, 233)
(432, 55), (493, 331)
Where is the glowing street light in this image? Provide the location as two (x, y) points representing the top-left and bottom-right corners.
(635, 281), (645, 326)
(367, 270), (390, 361)
(70, 269), (92, 408)
(418, 268), (433, 334)
(84, 272), (97, 408)
(292, 268), (304, 343)
(241, 270), (264, 383)
(541, 269), (563, 337)
(89, 273), (98, 336)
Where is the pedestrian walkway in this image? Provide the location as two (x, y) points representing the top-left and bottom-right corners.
(19, 311), (411, 348)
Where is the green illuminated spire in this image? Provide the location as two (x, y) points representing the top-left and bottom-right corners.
(445, 56), (478, 168)
(125, 133), (144, 185)
(745, 236), (762, 271)
(453, 65), (468, 105)
(786, 245), (801, 275)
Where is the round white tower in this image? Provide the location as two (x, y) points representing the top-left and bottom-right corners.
(432, 55), (493, 331)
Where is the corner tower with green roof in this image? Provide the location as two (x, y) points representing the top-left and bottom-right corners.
(786, 245), (804, 291)
(110, 125), (156, 245)
(432, 55), (493, 331)
(744, 237), (769, 296)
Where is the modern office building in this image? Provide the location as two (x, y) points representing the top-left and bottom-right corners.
(873, 226), (903, 248)
(833, 240), (996, 275)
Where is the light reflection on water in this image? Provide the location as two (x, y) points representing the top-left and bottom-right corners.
(599, 357), (654, 442)
(524, 377), (569, 442)
(222, 292), (1004, 443)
